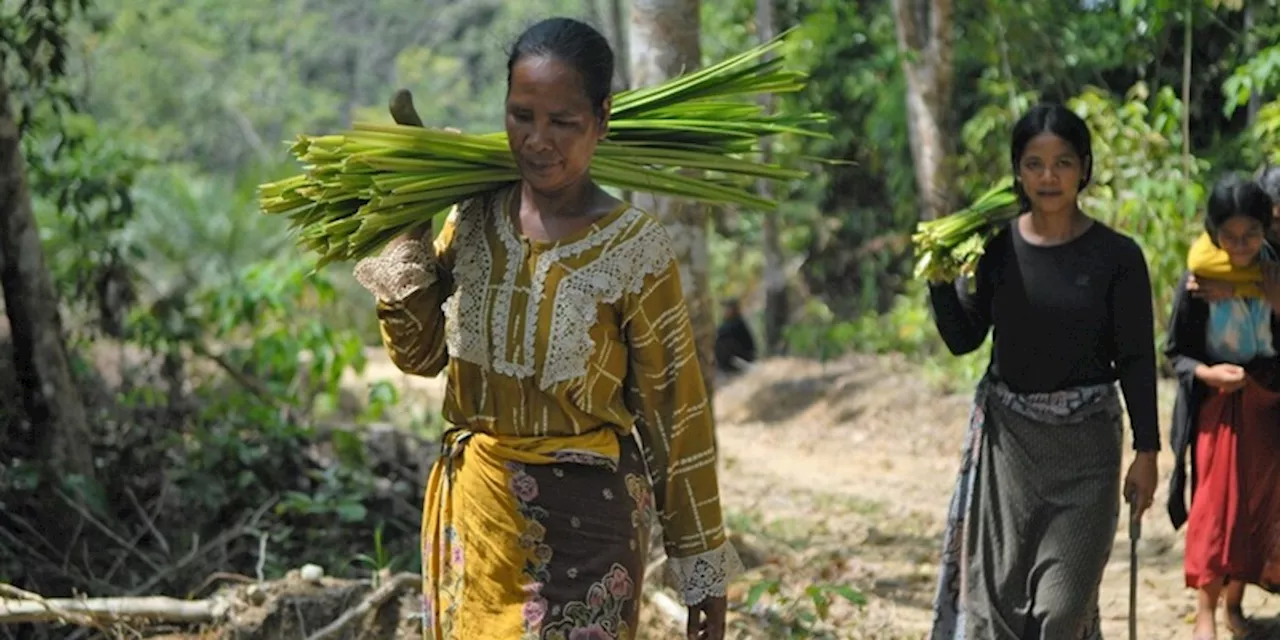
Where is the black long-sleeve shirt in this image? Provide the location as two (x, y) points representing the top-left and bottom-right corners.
(928, 220), (1161, 452)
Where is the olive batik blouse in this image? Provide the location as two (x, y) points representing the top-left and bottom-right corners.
(353, 184), (741, 605)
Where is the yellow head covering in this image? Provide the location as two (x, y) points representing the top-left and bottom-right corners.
(1186, 230), (1265, 298)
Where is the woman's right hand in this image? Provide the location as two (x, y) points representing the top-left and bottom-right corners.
(1198, 363), (1247, 392)
(383, 222), (432, 254)
(1187, 275), (1235, 302)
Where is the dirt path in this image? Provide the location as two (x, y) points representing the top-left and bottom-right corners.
(703, 354), (1280, 640)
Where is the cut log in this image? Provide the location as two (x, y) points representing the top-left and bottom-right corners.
(0, 595), (224, 625)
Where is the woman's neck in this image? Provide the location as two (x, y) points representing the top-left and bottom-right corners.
(1026, 204), (1085, 243)
(521, 178), (598, 220)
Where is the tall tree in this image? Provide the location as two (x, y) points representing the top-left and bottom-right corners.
(628, 0), (718, 391)
(0, 0), (95, 480)
(756, 0), (787, 354)
(0, 79), (95, 479)
(0, 1), (97, 494)
(606, 0), (630, 91)
(891, 0), (955, 221)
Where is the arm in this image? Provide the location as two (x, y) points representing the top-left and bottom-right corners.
(1163, 270), (1215, 529)
(353, 211), (458, 377)
(1164, 271), (1210, 383)
(927, 245), (995, 355)
(1111, 240), (1160, 452)
(622, 247), (742, 606)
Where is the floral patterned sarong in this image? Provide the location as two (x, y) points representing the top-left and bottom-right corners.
(422, 426), (657, 640)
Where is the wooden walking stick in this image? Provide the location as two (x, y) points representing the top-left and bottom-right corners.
(1127, 490), (1140, 640)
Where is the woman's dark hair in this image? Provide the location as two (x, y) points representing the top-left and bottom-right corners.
(1009, 102), (1094, 210)
(1257, 162), (1280, 205)
(507, 18), (614, 119)
(1204, 173), (1274, 239)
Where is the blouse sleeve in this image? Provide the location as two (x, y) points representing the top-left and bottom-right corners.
(620, 239), (743, 606)
(352, 209), (459, 377)
(1109, 238), (1160, 452)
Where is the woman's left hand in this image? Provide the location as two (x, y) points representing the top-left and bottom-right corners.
(1188, 274), (1235, 302)
(1123, 451), (1158, 521)
(686, 596), (727, 640)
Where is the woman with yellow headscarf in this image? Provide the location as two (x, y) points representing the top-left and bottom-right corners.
(1187, 164), (1280, 300)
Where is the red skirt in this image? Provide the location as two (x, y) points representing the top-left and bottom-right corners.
(1185, 377), (1280, 590)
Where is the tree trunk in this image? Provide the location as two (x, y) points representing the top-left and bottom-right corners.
(756, 0), (787, 354)
(1244, 0), (1260, 126)
(0, 72), (95, 480)
(1181, 3), (1192, 179)
(609, 0), (630, 91)
(891, 0), (955, 221)
(628, 0), (717, 393)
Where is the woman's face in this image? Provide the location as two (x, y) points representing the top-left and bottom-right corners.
(1016, 132), (1087, 216)
(1217, 215), (1266, 267)
(504, 55), (608, 197)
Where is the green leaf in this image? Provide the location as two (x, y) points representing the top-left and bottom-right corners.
(744, 579), (779, 608)
(336, 502), (368, 522)
(62, 474), (111, 519)
(828, 584), (868, 606)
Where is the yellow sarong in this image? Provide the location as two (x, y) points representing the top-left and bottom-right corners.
(422, 427), (655, 640)
(1187, 231), (1265, 298)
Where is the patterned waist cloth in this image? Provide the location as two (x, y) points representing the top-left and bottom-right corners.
(421, 425), (658, 640)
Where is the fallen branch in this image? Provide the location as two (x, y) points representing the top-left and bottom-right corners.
(0, 585), (44, 602)
(0, 584), (98, 628)
(0, 590), (224, 626)
(187, 572), (256, 600)
(304, 572), (417, 640)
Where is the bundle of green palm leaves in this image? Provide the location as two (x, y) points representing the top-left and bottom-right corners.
(912, 178), (1019, 282)
(259, 35), (829, 266)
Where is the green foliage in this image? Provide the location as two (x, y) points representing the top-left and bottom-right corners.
(10, 115), (430, 593)
(1223, 44), (1280, 117)
(3, 227), (429, 588)
(1074, 83), (1204, 344)
(782, 281), (990, 391)
(1255, 100), (1280, 162)
(737, 576), (867, 639)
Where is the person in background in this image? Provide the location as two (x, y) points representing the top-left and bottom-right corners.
(926, 102), (1160, 640)
(1187, 163), (1280, 302)
(1166, 174), (1280, 640)
(353, 17), (740, 640)
(714, 298), (757, 375)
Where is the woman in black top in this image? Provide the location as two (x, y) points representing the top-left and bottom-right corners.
(926, 102), (1160, 640)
